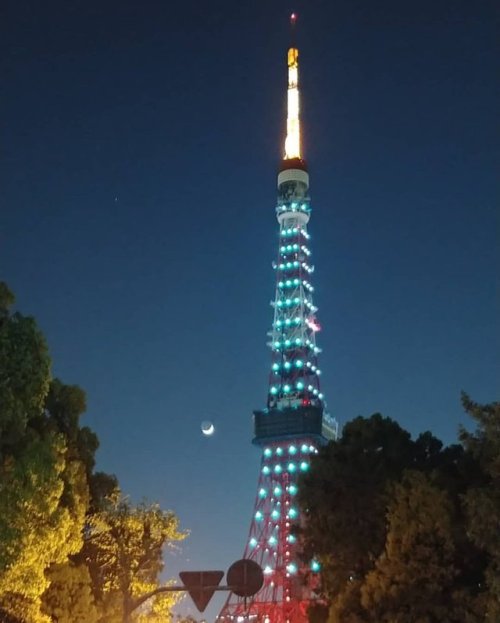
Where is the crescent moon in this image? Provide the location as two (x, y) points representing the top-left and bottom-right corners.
(201, 422), (215, 436)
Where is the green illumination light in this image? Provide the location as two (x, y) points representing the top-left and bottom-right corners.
(300, 461), (309, 471)
(271, 509), (280, 520)
(288, 445), (297, 455)
(259, 488), (267, 498)
(255, 511), (263, 521)
(288, 507), (298, 519)
(287, 534), (297, 544)
(296, 360), (303, 368)
(272, 363), (280, 371)
(296, 381), (304, 390)
(264, 448), (272, 457)
(286, 563), (297, 574)
(287, 462), (296, 473)
(249, 538), (257, 547)
(268, 536), (277, 546)
(262, 466), (271, 474)
(276, 447), (283, 456)
(274, 464), (283, 474)
(274, 486), (282, 496)
(283, 384), (291, 393)
(288, 484), (298, 495)
(311, 560), (321, 572)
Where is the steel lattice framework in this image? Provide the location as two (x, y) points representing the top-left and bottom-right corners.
(217, 17), (337, 623)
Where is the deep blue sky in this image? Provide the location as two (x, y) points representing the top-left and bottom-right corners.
(1, 0), (498, 619)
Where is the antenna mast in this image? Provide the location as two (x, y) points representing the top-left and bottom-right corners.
(285, 13), (301, 160)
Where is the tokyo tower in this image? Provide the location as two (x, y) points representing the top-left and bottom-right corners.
(217, 15), (338, 623)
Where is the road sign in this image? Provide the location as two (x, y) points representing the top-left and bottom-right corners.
(179, 570), (224, 612)
(226, 559), (264, 597)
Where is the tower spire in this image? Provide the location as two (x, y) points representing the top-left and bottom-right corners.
(217, 17), (338, 623)
(284, 13), (301, 160)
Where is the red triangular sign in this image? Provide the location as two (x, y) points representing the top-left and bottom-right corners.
(179, 570), (224, 612)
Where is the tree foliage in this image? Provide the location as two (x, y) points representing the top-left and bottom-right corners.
(361, 471), (460, 622)
(0, 285), (88, 622)
(298, 406), (495, 623)
(0, 283), (185, 623)
(460, 394), (500, 620)
(42, 562), (98, 623)
(83, 498), (186, 622)
(297, 414), (427, 594)
(0, 282), (51, 448)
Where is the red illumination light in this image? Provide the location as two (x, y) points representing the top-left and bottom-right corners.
(306, 317), (321, 332)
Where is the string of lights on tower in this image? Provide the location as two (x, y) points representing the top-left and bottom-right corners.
(217, 15), (338, 623)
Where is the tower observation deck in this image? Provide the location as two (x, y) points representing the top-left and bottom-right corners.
(217, 15), (338, 623)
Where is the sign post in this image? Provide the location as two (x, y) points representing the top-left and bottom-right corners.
(179, 570), (225, 612)
(127, 559), (264, 620)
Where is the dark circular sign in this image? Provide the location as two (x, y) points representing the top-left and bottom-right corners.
(227, 559), (264, 597)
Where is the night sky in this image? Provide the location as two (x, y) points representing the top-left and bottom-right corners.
(1, 0), (498, 620)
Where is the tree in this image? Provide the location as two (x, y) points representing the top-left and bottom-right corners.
(40, 381), (118, 623)
(297, 414), (417, 598)
(460, 394), (500, 621)
(297, 411), (489, 622)
(42, 562), (98, 623)
(0, 284), (94, 622)
(0, 283), (186, 623)
(45, 379), (98, 476)
(0, 284), (86, 622)
(0, 282), (50, 448)
(82, 498), (187, 623)
(0, 430), (86, 622)
(0, 609), (24, 623)
(0, 394), (92, 622)
(361, 471), (464, 623)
